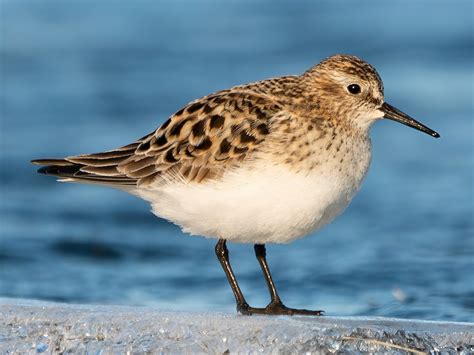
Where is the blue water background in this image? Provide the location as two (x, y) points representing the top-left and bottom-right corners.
(1, 0), (473, 322)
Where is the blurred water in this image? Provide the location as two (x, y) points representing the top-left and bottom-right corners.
(1, 0), (473, 322)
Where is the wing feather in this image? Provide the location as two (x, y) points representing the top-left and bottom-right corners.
(119, 91), (281, 186)
(33, 91), (282, 187)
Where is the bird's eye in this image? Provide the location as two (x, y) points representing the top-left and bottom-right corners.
(347, 84), (361, 95)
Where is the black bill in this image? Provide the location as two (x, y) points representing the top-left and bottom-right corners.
(382, 102), (440, 138)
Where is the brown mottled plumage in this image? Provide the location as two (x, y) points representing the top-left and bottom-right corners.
(32, 55), (390, 186)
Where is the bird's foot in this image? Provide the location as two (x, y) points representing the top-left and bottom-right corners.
(237, 301), (323, 316)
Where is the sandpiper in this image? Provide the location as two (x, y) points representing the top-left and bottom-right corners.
(32, 54), (439, 316)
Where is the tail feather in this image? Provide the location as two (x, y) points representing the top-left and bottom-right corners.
(36, 162), (82, 179)
(32, 159), (137, 185)
(31, 159), (74, 166)
(66, 155), (128, 167)
(31, 146), (142, 186)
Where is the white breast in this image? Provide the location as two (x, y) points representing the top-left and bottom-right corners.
(135, 139), (371, 244)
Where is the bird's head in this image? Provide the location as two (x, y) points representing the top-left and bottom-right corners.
(303, 54), (439, 138)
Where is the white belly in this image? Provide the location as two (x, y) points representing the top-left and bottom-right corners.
(135, 153), (370, 244)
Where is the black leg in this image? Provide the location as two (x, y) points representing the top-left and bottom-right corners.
(215, 239), (272, 315)
(254, 244), (324, 316)
(215, 239), (323, 316)
(254, 244), (283, 305)
(215, 239), (251, 314)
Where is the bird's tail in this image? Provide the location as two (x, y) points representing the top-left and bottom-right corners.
(31, 142), (143, 186)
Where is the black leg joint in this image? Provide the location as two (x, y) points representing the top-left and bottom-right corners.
(254, 244), (266, 258)
(215, 239), (228, 259)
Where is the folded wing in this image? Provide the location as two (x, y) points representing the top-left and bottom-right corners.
(32, 91), (282, 187)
